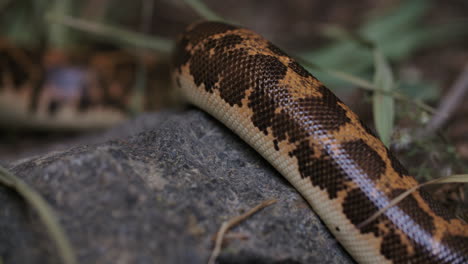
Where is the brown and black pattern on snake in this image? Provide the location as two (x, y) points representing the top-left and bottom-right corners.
(173, 21), (468, 263)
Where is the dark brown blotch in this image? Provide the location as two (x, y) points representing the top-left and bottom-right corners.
(246, 54), (290, 130)
(288, 60), (311, 78)
(440, 234), (468, 263)
(342, 188), (381, 236)
(389, 189), (435, 235)
(385, 147), (409, 177)
(293, 92), (351, 132)
(310, 85), (352, 131)
(189, 47), (218, 92)
(341, 139), (386, 181)
(271, 110), (307, 143)
(291, 140), (348, 199)
(173, 22), (240, 71)
(380, 231), (410, 262)
(273, 139), (279, 151)
(358, 119), (378, 138)
(190, 42), (288, 107)
(252, 83), (350, 144)
(189, 46), (246, 94)
(186, 22), (238, 46)
(222, 53), (287, 107)
(172, 35), (191, 69)
(248, 86), (278, 135)
(217, 49), (252, 105)
(205, 34), (243, 52)
(419, 190), (456, 221)
(380, 228), (446, 264)
(344, 188), (450, 263)
(266, 41), (287, 57)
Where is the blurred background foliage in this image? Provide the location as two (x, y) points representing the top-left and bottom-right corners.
(1, 0), (466, 108)
(1, 0), (466, 98)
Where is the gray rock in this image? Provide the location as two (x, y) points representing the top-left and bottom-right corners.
(0, 110), (353, 264)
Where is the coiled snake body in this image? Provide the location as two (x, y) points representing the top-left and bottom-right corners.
(172, 21), (468, 264)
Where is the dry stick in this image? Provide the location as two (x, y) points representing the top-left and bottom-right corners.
(357, 174), (468, 229)
(208, 199), (277, 264)
(425, 63), (468, 134)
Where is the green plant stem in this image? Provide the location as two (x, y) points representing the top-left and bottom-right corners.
(298, 58), (437, 115)
(46, 13), (173, 54)
(0, 166), (77, 264)
(183, 0), (225, 21)
(48, 0), (73, 48)
(372, 47), (395, 146)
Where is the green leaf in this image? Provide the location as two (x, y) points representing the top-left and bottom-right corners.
(372, 48), (395, 146)
(299, 0), (468, 94)
(361, 0), (429, 41)
(399, 80), (440, 101)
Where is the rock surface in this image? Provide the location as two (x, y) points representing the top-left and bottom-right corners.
(0, 110), (353, 264)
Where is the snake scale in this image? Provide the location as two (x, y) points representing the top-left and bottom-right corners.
(172, 21), (468, 264)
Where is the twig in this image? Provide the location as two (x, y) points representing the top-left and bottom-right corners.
(0, 166), (77, 264)
(357, 174), (468, 229)
(208, 199), (277, 264)
(425, 63), (468, 134)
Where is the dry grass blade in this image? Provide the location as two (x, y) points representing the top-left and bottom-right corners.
(358, 174), (468, 229)
(0, 166), (77, 264)
(208, 199), (277, 264)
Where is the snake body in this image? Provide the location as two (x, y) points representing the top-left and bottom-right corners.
(0, 43), (146, 129)
(172, 21), (468, 263)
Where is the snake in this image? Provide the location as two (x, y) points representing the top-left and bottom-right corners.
(0, 41), (155, 130)
(172, 21), (468, 264)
